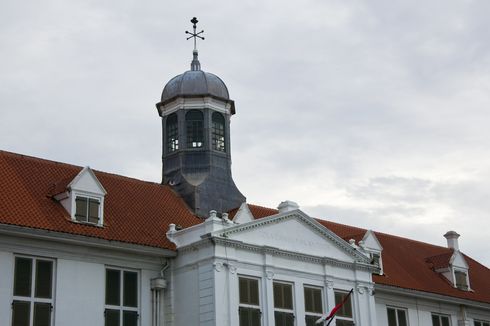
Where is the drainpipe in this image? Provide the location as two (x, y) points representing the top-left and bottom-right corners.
(151, 261), (169, 326)
(458, 305), (470, 326)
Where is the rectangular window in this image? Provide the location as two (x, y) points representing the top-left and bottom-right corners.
(304, 286), (323, 326)
(454, 271), (468, 290)
(387, 307), (408, 326)
(273, 282), (294, 326)
(105, 268), (139, 326)
(12, 256), (55, 326)
(432, 313), (451, 326)
(238, 277), (261, 326)
(334, 290), (354, 326)
(475, 321), (490, 326)
(75, 196), (100, 224)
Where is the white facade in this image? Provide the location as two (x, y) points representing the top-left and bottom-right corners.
(168, 209), (378, 326)
(0, 225), (172, 326)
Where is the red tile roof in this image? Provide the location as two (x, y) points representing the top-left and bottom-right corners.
(0, 150), (200, 249)
(1, 150), (489, 304)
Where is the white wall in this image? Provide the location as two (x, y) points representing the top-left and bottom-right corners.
(0, 233), (165, 326)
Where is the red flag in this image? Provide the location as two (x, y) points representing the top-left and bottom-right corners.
(316, 289), (353, 325)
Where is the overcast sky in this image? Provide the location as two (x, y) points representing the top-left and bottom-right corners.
(1, 0), (490, 267)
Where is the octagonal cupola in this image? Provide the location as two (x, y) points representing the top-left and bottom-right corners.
(155, 18), (245, 218)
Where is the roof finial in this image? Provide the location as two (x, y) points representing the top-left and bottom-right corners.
(185, 17), (204, 71)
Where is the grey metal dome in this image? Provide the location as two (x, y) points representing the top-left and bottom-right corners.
(161, 70), (230, 103)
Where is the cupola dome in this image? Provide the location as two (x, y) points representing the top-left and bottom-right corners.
(160, 50), (230, 104)
(161, 70), (229, 103)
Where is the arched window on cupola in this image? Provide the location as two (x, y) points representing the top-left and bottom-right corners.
(212, 112), (226, 152)
(166, 113), (179, 153)
(186, 110), (204, 148)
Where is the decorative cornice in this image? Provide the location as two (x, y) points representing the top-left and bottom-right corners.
(212, 237), (376, 272)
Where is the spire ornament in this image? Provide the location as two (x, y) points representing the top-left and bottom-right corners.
(185, 17), (205, 71)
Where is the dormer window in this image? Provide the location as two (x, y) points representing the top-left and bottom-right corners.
(75, 196), (100, 224)
(53, 166), (107, 227)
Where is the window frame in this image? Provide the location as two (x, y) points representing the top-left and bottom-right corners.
(104, 267), (140, 326)
(304, 285), (323, 326)
(211, 112), (226, 152)
(238, 276), (262, 326)
(72, 192), (104, 226)
(386, 306), (409, 326)
(165, 113), (179, 153)
(185, 110), (204, 149)
(431, 313), (451, 326)
(273, 281), (295, 326)
(11, 255), (56, 326)
(453, 269), (469, 290)
(333, 289), (354, 326)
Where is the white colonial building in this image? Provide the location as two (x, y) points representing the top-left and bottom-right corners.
(0, 18), (489, 326)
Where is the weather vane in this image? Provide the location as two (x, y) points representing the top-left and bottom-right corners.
(185, 17), (205, 51)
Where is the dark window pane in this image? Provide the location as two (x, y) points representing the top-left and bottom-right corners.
(432, 315), (441, 326)
(123, 310), (138, 326)
(441, 316), (450, 326)
(212, 112), (226, 152)
(239, 307), (261, 326)
(251, 308), (261, 326)
(239, 307), (249, 326)
(249, 279), (259, 305)
(105, 309), (120, 326)
(35, 260), (53, 299)
(306, 315), (320, 326)
(123, 271), (138, 308)
(33, 302), (51, 326)
(387, 308), (397, 326)
(273, 283), (293, 310)
(397, 309), (407, 326)
(239, 278), (248, 304)
(239, 278), (259, 305)
(335, 292), (352, 318)
(274, 311), (294, 326)
(166, 113), (179, 152)
(14, 258), (32, 297)
(12, 301), (30, 326)
(186, 110), (204, 148)
(304, 287), (322, 313)
(75, 197), (88, 221)
(336, 320), (355, 326)
(88, 199), (100, 224)
(106, 269), (120, 305)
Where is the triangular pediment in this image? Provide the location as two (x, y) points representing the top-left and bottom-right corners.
(451, 251), (469, 269)
(69, 166), (107, 195)
(216, 210), (369, 263)
(362, 230), (383, 251)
